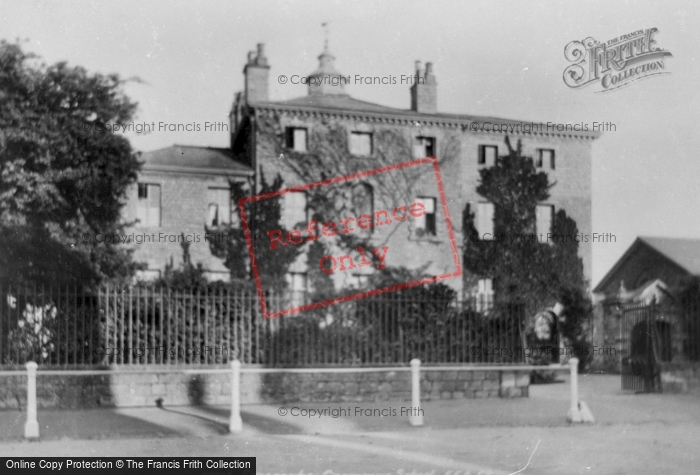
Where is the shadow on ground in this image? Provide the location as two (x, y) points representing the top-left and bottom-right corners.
(197, 405), (303, 435)
(3, 375), (700, 441)
(0, 409), (179, 442)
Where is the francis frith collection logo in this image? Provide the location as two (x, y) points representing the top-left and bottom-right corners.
(563, 28), (672, 93)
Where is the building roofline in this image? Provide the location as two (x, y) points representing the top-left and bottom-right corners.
(593, 237), (693, 293)
(248, 100), (602, 140)
(593, 237), (643, 293)
(140, 163), (254, 177)
(638, 236), (700, 276)
(139, 144), (254, 177)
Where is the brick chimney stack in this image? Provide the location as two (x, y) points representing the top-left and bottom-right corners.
(410, 60), (437, 113)
(244, 43), (270, 104)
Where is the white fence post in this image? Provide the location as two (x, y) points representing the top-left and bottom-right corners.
(566, 357), (594, 423)
(24, 361), (40, 439)
(409, 358), (424, 426)
(229, 359), (243, 433)
(567, 357), (580, 422)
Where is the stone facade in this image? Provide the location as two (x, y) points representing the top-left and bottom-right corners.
(252, 119), (594, 292)
(231, 43), (596, 293)
(125, 41), (596, 292)
(592, 301), (689, 374)
(591, 302), (622, 372)
(660, 362), (700, 393)
(0, 367), (530, 410)
(121, 146), (253, 279)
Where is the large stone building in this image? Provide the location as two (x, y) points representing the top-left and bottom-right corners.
(126, 42), (598, 300)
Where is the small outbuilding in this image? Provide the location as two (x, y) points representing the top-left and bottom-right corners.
(592, 237), (700, 392)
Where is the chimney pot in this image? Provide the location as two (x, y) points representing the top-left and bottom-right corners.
(256, 43), (268, 66)
(410, 60), (437, 113)
(243, 43), (270, 103)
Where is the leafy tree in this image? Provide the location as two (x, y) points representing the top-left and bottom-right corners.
(462, 137), (591, 365)
(0, 41), (141, 286)
(206, 182), (250, 281)
(154, 236), (209, 291)
(305, 228), (335, 302)
(206, 171), (302, 291)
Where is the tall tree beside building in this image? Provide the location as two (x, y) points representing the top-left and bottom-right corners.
(305, 226), (336, 302)
(462, 137), (589, 356)
(0, 41), (141, 286)
(207, 171), (302, 290)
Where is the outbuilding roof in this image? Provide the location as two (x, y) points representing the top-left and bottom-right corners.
(593, 236), (700, 293)
(140, 145), (253, 176)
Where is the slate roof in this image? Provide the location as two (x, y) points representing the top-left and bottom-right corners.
(252, 94), (601, 138)
(640, 236), (700, 276)
(594, 236), (700, 293)
(271, 94), (408, 114)
(140, 145), (253, 175)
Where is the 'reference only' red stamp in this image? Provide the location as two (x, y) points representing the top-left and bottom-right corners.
(239, 156), (462, 319)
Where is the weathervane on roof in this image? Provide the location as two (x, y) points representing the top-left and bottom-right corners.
(322, 21), (330, 52)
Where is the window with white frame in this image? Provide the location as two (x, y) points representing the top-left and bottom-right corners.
(286, 272), (308, 307)
(536, 204), (554, 238)
(136, 183), (161, 227)
(413, 136), (436, 158)
(476, 202), (495, 239)
(207, 188), (231, 226)
(281, 191), (307, 230)
(475, 278), (494, 311)
(350, 132), (373, 156)
(536, 149), (555, 170)
(415, 197), (437, 236)
(478, 145), (497, 166)
(286, 127), (308, 152)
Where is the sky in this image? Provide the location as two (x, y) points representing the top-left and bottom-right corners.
(2, 0), (699, 288)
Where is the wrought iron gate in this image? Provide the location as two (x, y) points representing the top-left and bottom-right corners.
(621, 302), (661, 392)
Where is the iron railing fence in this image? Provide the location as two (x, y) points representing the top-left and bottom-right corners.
(0, 283), (524, 368)
(681, 291), (700, 361)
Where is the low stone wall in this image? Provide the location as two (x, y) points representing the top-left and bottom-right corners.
(0, 366), (531, 410)
(260, 369), (529, 404)
(661, 362), (700, 393)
